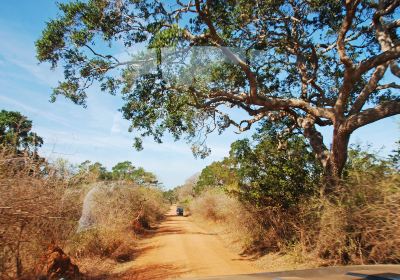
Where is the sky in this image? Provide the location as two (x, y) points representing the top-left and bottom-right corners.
(0, 1), (399, 189)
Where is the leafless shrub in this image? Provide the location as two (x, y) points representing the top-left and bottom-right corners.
(191, 170), (400, 265)
(0, 147), (79, 279)
(316, 171), (400, 264)
(189, 190), (229, 222)
(68, 183), (168, 262)
(0, 146), (169, 278)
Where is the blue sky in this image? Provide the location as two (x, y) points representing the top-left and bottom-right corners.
(0, 1), (399, 188)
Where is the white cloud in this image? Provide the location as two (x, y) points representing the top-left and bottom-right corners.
(0, 95), (72, 128)
(0, 30), (62, 87)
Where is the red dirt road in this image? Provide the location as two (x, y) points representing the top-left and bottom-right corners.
(116, 206), (261, 279)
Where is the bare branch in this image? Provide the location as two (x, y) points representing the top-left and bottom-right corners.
(387, 19), (400, 30)
(376, 82), (400, 90)
(349, 63), (389, 115)
(375, 0), (400, 17)
(335, 1), (361, 117)
(390, 61), (400, 78)
(298, 117), (329, 168)
(84, 44), (120, 64)
(337, 0), (361, 68)
(238, 112), (268, 132)
(344, 100), (400, 133)
(357, 45), (400, 76)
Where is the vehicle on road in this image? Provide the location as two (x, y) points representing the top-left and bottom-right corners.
(176, 207), (184, 216)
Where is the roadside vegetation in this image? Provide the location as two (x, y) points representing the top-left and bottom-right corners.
(2, 0), (400, 277)
(176, 122), (400, 267)
(0, 110), (169, 279)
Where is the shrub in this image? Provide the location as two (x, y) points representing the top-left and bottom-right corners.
(190, 190), (296, 254)
(0, 148), (79, 279)
(0, 146), (169, 278)
(190, 168), (400, 265)
(316, 170), (400, 264)
(68, 228), (136, 261)
(67, 182), (168, 261)
(190, 190), (237, 222)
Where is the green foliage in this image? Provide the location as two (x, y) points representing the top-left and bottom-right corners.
(344, 145), (389, 174)
(111, 160), (158, 185)
(195, 159), (238, 194)
(111, 161), (136, 179)
(32, 1), (361, 151)
(196, 123), (321, 208)
(73, 160), (158, 186)
(148, 24), (184, 49)
(232, 137), (320, 208)
(0, 110), (43, 155)
(36, 0), (399, 181)
(75, 160), (111, 182)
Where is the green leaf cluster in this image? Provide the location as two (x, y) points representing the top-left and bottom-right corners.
(196, 124), (321, 208)
(0, 110), (43, 155)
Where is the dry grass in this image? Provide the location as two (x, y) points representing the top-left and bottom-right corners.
(0, 147), (169, 279)
(68, 183), (168, 262)
(0, 148), (79, 279)
(315, 171), (400, 265)
(190, 190), (297, 255)
(190, 170), (400, 267)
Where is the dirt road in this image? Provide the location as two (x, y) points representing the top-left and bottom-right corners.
(115, 206), (261, 280)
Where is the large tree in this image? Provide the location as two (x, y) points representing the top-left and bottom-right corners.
(36, 0), (400, 189)
(0, 110), (43, 156)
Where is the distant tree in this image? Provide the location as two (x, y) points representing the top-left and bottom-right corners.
(131, 167), (159, 186)
(163, 189), (178, 204)
(111, 161), (158, 185)
(175, 175), (199, 204)
(75, 160), (111, 182)
(195, 159), (238, 195)
(0, 110), (43, 156)
(111, 161), (136, 180)
(36, 0), (400, 190)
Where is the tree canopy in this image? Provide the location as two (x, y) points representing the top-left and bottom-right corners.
(74, 159), (159, 185)
(36, 0), (400, 188)
(111, 160), (158, 185)
(0, 110), (43, 156)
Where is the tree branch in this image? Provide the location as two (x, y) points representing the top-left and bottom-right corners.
(390, 61), (400, 78)
(376, 82), (400, 90)
(208, 90), (334, 120)
(335, 0), (362, 117)
(337, 0), (361, 69)
(194, 0), (258, 101)
(357, 44), (400, 76)
(349, 63), (389, 115)
(344, 100), (400, 133)
(298, 117), (329, 168)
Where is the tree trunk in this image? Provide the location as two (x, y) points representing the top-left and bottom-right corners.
(323, 126), (350, 193)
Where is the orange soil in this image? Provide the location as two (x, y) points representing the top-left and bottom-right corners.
(118, 206), (261, 279)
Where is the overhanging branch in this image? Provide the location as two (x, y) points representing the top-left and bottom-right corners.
(344, 100), (400, 133)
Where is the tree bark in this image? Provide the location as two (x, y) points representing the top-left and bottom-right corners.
(324, 125), (350, 193)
